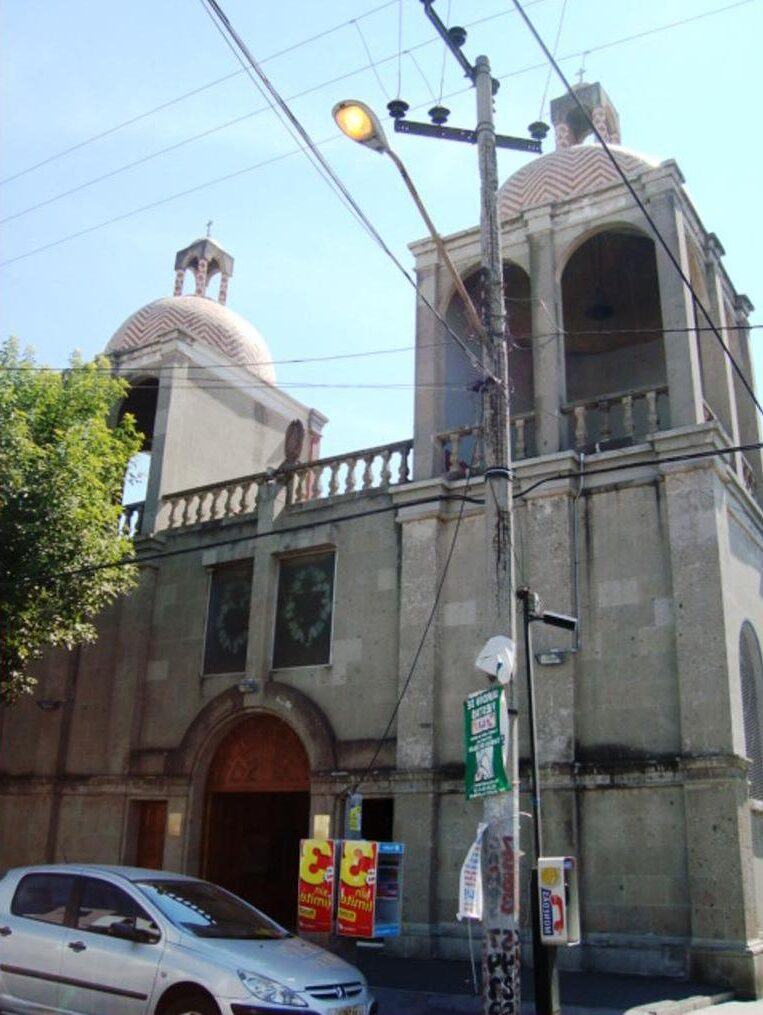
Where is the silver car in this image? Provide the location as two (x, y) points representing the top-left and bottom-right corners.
(0, 864), (377, 1015)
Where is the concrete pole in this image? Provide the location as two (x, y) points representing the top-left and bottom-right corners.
(475, 54), (521, 1015)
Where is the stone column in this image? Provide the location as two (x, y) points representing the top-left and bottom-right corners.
(109, 558), (161, 775)
(194, 258), (208, 297)
(732, 295), (763, 495)
(661, 449), (759, 988)
(527, 211), (565, 455)
(700, 234), (741, 457)
(393, 499), (443, 953)
(142, 354), (188, 533)
(644, 167), (704, 428)
(412, 254), (446, 480)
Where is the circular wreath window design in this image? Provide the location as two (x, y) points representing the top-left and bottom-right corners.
(214, 583), (249, 656)
(282, 565), (333, 647)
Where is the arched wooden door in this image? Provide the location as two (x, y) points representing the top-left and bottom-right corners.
(203, 714), (310, 928)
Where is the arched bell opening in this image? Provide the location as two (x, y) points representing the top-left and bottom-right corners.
(202, 713), (311, 929)
(119, 376), (158, 513)
(561, 229), (667, 449)
(444, 262), (534, 467)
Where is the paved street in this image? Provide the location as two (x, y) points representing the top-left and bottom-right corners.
(353, 951), (761, 1015)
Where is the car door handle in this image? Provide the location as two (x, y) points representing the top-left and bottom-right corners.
(0, 926), (11, 937)
(67, 940), (87, 952)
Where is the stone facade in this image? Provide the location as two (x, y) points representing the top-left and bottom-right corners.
(1, 88), (762, 994)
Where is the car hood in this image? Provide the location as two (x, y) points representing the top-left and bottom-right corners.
(178, 933), (363, 988)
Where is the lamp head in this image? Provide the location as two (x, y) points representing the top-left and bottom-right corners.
(333, 100), (389, 154)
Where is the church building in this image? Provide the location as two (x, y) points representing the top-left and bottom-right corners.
(1, 84), (762, 994)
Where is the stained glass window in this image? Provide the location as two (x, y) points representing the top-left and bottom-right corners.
(273, 551), (335, 669)
(203, 561), (252, 675)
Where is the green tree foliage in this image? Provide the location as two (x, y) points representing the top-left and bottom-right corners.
(0, 338), (142, 703)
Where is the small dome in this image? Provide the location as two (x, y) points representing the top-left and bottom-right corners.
(498, 144), (659, 219)
(106, 295), (276, 384)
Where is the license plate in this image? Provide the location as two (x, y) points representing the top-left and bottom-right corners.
(334, 1006), (364, 1015)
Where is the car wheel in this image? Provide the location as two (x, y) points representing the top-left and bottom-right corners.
(163, 994), (220, 1015)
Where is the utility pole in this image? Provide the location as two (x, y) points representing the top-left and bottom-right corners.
(334, 5), (547, 1008)
(474, 53), (521, 1015)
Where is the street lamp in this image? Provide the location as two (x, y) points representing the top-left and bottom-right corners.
(332, 99), (487, 342)
(332, 100), (390, 154)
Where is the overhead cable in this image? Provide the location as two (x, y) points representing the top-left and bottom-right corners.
(4, 441), (760, 589)
(197, 0), (489, 380)
(510, 0), (763, 422)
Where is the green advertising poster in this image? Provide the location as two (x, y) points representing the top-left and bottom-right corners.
(464, 686), (510, 800)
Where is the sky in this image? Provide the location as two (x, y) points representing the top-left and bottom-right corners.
(1, 0), (761, 461)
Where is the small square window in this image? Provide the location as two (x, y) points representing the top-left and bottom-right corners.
(273, 551), (335, 669)
(203, 561), (253, 675)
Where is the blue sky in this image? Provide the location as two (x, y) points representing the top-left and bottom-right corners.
(1, 0), (760, 459)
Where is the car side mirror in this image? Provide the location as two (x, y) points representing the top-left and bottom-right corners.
(108, 918), (159, 944)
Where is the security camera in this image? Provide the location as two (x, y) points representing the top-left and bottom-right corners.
(540, 610), (578, 632)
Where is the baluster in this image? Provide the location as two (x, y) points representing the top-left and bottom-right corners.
(220, 484), (233, 519)
(622, 395), (634, 438)
(344, 457), (357, 494)
(598, 401), (611, 443)
(284, 472), (295, 507)
(292, 466), (304, 503)
(238, 480), (252, 514)
(253, 479), (265, 514)
(166, 498), (178, 529)
(311, 463), (323, 500)
(380, 449), (392, 488)
(362, 453), (375, 490)
(398, 443), (411, 484)
(449, 432), (462, 474)
(514, 418), (526, 461)
(201, 491), (212, 523)
(646, 389), (658, 432)
(181, 495), (193, 527)
(574, 406), (587, 450)
(328, 461), (340, 497)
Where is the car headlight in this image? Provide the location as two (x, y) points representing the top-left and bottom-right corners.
(238, 969), (308, 1007)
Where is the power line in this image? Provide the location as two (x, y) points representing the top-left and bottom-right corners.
(510, 0), (763, 424)
(0, 0), (401, 188)
(0, 0), (549, 194)
(4, 441), (759, 586)
(197, 0), (490, 382)
(1, 322), (759, 375)
(1, 2), (750, 260)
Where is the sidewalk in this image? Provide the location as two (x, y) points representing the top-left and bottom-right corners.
(353, 951), (753, 1015)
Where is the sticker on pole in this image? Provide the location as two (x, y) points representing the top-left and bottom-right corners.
(457, 822), (487, 921)
(464, 686), (510, 799)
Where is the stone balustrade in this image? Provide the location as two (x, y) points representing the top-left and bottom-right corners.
(435, 412), (535, 476)
(163, 473), (270, 529)
(562, 385), (669, 451)
(283, 440), (412, 506)
(159, 439), (414, 530)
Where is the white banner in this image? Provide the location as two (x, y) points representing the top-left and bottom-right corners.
(457, 822), (487, 921)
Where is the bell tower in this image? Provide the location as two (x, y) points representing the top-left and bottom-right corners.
(173, 236), (234, 304)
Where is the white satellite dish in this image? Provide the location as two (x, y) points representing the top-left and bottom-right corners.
(475, 636), (516, 684)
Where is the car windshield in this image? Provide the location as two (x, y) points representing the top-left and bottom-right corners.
(136, 879), (290, 940)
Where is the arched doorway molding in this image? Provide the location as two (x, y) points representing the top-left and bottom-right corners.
(172, 682), (336, 877)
